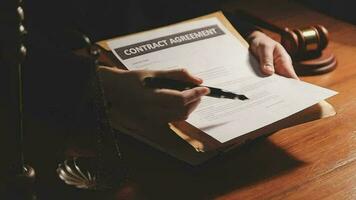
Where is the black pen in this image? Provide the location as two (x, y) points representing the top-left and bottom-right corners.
(143, 77), (248, 100)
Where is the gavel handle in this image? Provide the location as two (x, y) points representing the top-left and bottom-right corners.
(234, 9), (286, 35)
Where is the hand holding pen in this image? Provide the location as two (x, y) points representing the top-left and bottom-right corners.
(99, 67), (213, 123)
(143, 77), (248, 100)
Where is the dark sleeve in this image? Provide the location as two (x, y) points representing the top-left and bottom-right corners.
(24, 29), (95, 127)
(23, 1), (99, 129)
(224, 12), (260, 39)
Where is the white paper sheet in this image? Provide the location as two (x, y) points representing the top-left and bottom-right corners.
(108, 17), (337, 143)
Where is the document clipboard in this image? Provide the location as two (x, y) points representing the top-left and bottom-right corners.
(95, 12), (336, 165)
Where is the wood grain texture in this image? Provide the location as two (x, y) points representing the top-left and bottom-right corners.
(22, 0), (356, 199)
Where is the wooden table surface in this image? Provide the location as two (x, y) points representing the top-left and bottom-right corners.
(23, 0), (356, 199)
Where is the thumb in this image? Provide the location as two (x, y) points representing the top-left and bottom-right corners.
(154, 68), (203, 85)
(258, 44), (275, 75)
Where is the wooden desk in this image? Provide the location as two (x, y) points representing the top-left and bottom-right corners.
(24, 0), (356, 199)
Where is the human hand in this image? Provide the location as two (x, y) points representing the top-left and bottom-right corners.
(248, 31), (299, 79)
(98, 67), (209, 126)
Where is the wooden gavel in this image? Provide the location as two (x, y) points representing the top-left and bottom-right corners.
(234, 10), (337, 75)
(281, 25), (328, 57)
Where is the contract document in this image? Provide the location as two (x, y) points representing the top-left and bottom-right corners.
(108, 17), (337, 143)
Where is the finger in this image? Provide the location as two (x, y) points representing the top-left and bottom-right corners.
(98, 65), (127, 74)
(257, 43), (275, 75)
(181, 87), (209, 105)
(274, 44), (299, 79)
(154, 68), (203, 84)
(98, 65), (113, 71)
(151, 88), (184, 106)
(152, 86), (209, 107)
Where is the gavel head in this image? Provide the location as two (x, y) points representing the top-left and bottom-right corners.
(281, 25), (329, 57)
